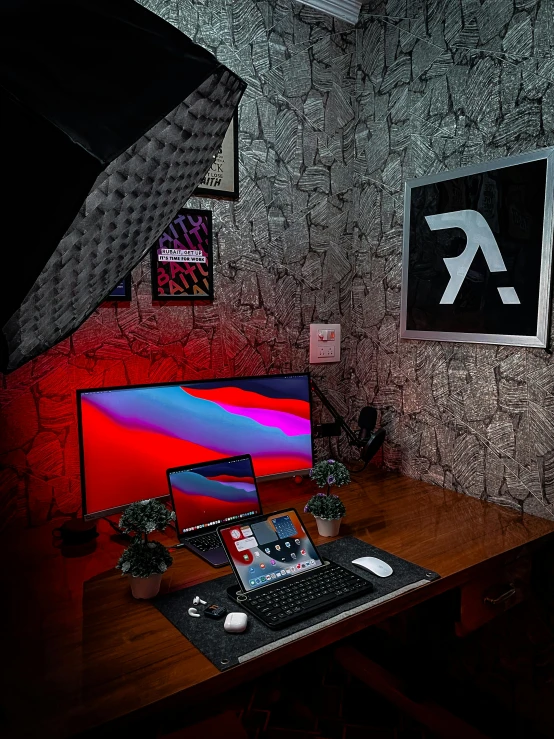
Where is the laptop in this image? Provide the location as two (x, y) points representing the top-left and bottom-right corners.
(218, 508), (374, 629)
(167, 455), (262, 567)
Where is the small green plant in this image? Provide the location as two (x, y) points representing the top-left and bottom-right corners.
(116, 499), (176, 578)
(310, 459), (350, 490)
(304, 459), (349, 520)
(304, 492), (346, 520)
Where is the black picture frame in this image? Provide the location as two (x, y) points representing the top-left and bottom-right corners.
(151, 208), (214, 300)
(106, 273), (131, 301)
(400, 148), (554, 348)
(193, 110), (239, 200)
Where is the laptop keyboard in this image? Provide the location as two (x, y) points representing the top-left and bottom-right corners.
(190, 532), (221, 552)
(244, 561), (373, 628)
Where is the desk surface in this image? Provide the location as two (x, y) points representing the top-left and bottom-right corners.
(2, 468), (554, 739)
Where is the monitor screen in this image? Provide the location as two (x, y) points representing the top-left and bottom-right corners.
(168, 456), (261, 535)
(219, 508), (323, 592)
(78, 374), (313, 519)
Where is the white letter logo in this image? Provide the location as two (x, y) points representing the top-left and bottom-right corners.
(425, 209), (520, 305)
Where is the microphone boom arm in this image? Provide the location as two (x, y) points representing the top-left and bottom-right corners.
(310, 379), (363, 449)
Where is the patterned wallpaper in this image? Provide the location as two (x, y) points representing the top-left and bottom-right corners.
(353, 0), (554, 519)
(0, 0), (358, 528)
(0, 0), (553, 529)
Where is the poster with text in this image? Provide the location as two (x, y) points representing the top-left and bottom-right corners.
(151, 208), (213, 300)
(193, 111), (238, 200)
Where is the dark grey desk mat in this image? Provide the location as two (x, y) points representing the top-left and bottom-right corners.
(153, 537), (439, 671)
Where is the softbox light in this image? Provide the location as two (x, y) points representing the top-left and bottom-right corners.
(0, 0), (246, 371)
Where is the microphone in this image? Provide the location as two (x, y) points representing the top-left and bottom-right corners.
(360, 428), (386, 463)
(357, 407), (377, 440)
(310, 379), (385, 469)
(357, 407), (384, 464)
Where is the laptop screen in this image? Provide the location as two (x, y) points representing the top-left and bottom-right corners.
(168, 456), (261, 535)
(219, 509), (323, 592)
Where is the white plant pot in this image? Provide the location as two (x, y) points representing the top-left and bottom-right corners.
(314, 516), (342, 537)
(129, 573), (163, 599)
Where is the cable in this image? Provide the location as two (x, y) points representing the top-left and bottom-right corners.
(102, 516), (132, 541)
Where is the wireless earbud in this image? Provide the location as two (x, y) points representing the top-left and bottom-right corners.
(188, 607), (201, 618)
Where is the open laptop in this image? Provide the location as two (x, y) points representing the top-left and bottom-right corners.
(167, 455), (262, 567)
(219, 508), (373, 629)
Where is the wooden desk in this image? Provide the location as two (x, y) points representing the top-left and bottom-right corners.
(2, 468), (554, 739)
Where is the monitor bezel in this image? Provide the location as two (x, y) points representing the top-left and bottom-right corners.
(167, 453), (262, 540)
(217, 506), (324, 594)
(76, 372), (314, 520)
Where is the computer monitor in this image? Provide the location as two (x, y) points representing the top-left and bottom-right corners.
(77, 373), (313, 520)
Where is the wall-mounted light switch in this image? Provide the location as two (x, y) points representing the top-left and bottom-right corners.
(310, 323), (340, 364)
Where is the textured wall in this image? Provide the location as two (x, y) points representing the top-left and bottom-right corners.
(0, 0), (358, 529)
(353, 0), (554, 519)
(2, 0), (553, 530)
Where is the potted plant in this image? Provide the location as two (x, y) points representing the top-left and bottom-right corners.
(304, 459), (350, 537)
(116, 499), (176, 599)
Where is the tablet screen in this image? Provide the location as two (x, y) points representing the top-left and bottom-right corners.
(219, 509), (322, 592)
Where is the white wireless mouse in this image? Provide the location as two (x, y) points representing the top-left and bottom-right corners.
(224, 612), (248, 633)
(352, 556), (393, 578)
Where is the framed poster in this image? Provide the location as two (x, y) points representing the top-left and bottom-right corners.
(401, 148), (554, 348)
(193, 111), (238, 200)
(107, 274), (131, 300)
(151, 208), (213, 300)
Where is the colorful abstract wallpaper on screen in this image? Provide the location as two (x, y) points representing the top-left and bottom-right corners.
(170, 457), (260, 533)
(79, 376), (312, 517)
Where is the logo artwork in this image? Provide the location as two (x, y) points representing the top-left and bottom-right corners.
(425, 209), (520, 305)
